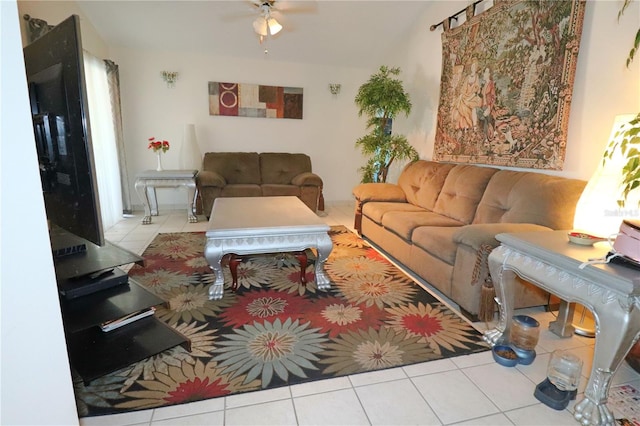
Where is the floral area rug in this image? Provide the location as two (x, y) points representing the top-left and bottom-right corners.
(76, 225), (489, 417)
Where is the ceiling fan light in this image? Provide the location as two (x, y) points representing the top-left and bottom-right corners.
(253, 17), (268, 36)
(267, 18), (282, 35)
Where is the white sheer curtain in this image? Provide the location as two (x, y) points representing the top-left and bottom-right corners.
(83, 52), (123, 230)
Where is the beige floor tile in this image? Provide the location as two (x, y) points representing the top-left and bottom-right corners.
(355, 378), (441, 425)
(412, 369), (500, 424)
(294, 388), (369, 425)
(225, 399), (297, 426)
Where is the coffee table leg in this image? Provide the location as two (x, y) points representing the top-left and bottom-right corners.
(315, 234), (333, 290)
(204, 242), (224, 300)
(293, 251), (308, 284)
(229, 254), (242, 291)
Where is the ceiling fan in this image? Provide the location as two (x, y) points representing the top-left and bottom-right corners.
(251, 1), (282, 37)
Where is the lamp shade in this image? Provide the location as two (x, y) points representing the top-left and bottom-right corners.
(573, 114), (639, 238)
(253, 17), (268, 36)
(179, 124), (201, 170)
(267, 18), (282, 35)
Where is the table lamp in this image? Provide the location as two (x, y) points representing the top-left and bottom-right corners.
(573, 114), (640, 239)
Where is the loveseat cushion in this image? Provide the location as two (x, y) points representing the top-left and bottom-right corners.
(382, 211), (464, 240)
(433, 165), (498, 224)
(202, 152), (261, 184)
(473, 170), (586, 229)
(221, 184), (261, 197)
(260, 153), (313, 184)
(261, 184), (300, 197)
(411, 226), (460, 265)
(397, 161), (455, 210)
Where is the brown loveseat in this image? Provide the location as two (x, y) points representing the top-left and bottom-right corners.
(196, 152), (324, 216)
(353, 160), (586, 320)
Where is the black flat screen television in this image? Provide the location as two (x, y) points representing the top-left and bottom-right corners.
(23, 15), (105, 252)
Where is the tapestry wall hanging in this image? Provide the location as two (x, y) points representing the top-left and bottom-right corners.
(208, 82), (303, 119)
(432, 0), (586, 170)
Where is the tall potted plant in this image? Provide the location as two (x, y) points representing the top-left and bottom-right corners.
(354, 66), (418, 183)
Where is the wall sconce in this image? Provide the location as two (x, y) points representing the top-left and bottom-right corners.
(329, 83), (341, 95)
(161, 71), (178, 88)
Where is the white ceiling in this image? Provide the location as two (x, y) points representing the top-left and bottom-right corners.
(75, 0), (435, 68)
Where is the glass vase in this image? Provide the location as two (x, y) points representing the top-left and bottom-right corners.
(156, 152), (163, 171)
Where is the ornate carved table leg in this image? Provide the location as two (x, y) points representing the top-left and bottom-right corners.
(573, 302), (640, 426)
(204, 240), (224, 300)
(147, 187), (159, 216)
(483, 247), (516, 346)
(185, 181), (198, 223)
(134, 179), (153, 225)
(293, 251), (308, 284)
(314, 234), (333, 290)
(228, 254), (242, 291)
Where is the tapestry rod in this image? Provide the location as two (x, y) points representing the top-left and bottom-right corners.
(430, 0), (485, 31)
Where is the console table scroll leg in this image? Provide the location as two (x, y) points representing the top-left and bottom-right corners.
(186, 181), (198, 223)
(483, 247), (516, 346)
(134, 180), (153, 225)
(574, 305), (640, 426)
(549, 300), (576, 337)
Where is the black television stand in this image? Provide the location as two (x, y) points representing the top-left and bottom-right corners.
(59, 267), (129, 300)
(53, 228), (189, 384)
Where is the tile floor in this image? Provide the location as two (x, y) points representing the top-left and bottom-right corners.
(79, 201), (640, 426)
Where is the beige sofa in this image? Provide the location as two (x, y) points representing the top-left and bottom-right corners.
(353, 160), (586, 320)
(196, 152), (324, 216)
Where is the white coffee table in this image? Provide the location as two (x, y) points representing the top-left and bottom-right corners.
(204, 196), (333, 300)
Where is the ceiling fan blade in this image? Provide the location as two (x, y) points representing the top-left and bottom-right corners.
(275, 1), (318, 14)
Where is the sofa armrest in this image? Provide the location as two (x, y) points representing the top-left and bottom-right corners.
(196, 170), (227, 188)
(453, 223), (552, 250)
(352, 183), (407, 202)
(352, 183), (407, 235)
(292, 172), (323, 187)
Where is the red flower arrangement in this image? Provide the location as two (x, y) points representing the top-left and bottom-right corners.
(148, 137), (170, 153)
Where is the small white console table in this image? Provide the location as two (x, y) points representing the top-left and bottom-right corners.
(134, 169), (198, 224)
(483, 231), (640, 426)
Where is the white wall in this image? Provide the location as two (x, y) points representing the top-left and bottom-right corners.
(392, 0), (640, 183)
(111, 48), (370, 208)
(1, 1), (79, 424)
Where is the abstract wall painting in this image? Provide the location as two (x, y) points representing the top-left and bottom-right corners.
(433, 0), (586, 170)
(208, 82), (303, 119)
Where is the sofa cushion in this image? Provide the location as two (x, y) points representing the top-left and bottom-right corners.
(202, 152), (261, 184)
(260, 153), (312, 184)
(473, 170), (586, 229)
(397, 161), (455, 211)
(433, 165), (498, 224)
(362, 201), (424, 225)
(411, 226), (460, 265)
(221, 184), (262, 197)
(382, 211), (464, 240)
